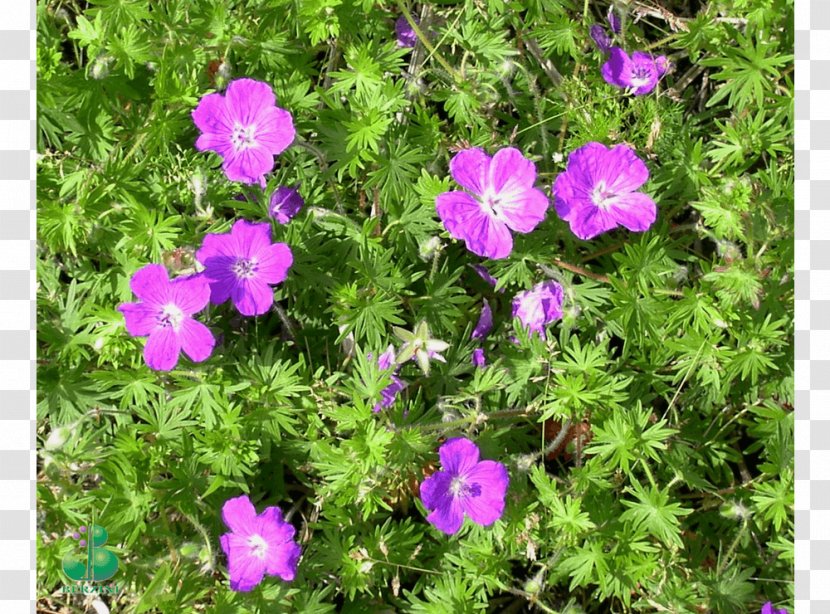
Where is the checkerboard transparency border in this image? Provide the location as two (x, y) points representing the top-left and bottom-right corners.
(0, 2), (36, 613)
(794, 1), (830, 613)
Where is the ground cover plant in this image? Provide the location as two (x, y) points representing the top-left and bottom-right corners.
(37, 0), (794, 611)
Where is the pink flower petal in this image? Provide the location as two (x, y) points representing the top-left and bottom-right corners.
(489, 147), (536, 196)
(608, 192), (657, 232)
(256, 243), (293, 285)
(178, 319), (215, 363)
(118, 303), (158, 337)
(143, 327), (182, 371)
(439, 438), (480, 475)
(129, 264), (169, 304)
(449, 148), (490, 195)
(231, 279), (274, 316)
(225, 78), (277, 126)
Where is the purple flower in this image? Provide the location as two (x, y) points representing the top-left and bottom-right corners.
(219, 495), (301, 592)
(601, 48), (663, 95)
(607, 7), (622, 34)
(192, 78), (295, 188)
(512, 281), (564, 338)
(760, 602), (788, 614)
(420, 438), (509, 535)
(436, 148), (549, 260)
(118, 264), (215, 371)
(590, 25), (611, 54)
(553, 142), (657, 240)
(395, 15), (418, 48)
(269, 186), (304, 225)
(471, 299), (493, 340)
(471, 348), (486, 368)
(195, 220), (293, 317)
(372, 345), (407, 413)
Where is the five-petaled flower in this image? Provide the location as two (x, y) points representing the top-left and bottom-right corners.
(601, 47), (668, 95)
(760, 602), (788, 614)
(196, 219), (293, 317)
(118, 264), (215, 371)
(269, 186), (304, 225)
(553, 142), (657, 240)
(220, 495), (302, 592)
(436, 147), (549, 259)
(512, 280), (564, 338)
(420, 437), (509, 535)
(192, 78), (295, 188)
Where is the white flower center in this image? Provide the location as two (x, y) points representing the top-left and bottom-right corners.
(479, 189), (502, 217)
(230, 123), (257, 151)
(158, 304), (185, 331)
(590, 180), (617, 210)
(630, 65), (653, 87)
(247, 534), (269, 560)
(449, 476), (482, 498)
(231, 258), (258, 279)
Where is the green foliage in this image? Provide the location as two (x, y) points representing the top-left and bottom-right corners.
(37, 0), (793, 612)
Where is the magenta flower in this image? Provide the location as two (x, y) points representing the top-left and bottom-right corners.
(372, 345), (406, 413)
(471, 299), (493, 340)
(436, 148), (549, 260)
(269, 186), (304, 225)
(192, 78), (295, 188)
(195, 219), (293, 317)
(590, 25), (611, 54)
(512, 281), (564, 338)
(395, 15), (417, 48)
(118, 264), (215, 371)
(219, 495), (301, 592)
(553, 142), (657, 240)
(420, 438), (509, 535)
(760, 602), (788, 614)
(601, 48), (664, 95)
(471, 348), (486, 368)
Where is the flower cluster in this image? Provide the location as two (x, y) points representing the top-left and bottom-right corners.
(117, 18), (668, 591)
(436, 141), (656, 256)
(120, 79), (300, 372)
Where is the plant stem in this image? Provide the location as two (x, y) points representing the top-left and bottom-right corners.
(395, 1), (464, 85)
(416, 407), (533, 432)
(640, 459), (658, 489)
(552, 258), (610, 283)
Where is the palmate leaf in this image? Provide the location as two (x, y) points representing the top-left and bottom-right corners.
(620, 481), (691, 549)
(560, 540), (609, 590)
(701, 29), (793, 111)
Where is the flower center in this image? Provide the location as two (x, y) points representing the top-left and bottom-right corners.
(630, 65), (653, 87)
(230, 123), (257, 151)
(247, 534), (269, 560)
(157, 304), (185, 331)
(231, 258), (258, 279)
(449, 476), (482, 498)
(591, 180), (617, 210)
(479, 189), (502, 217)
